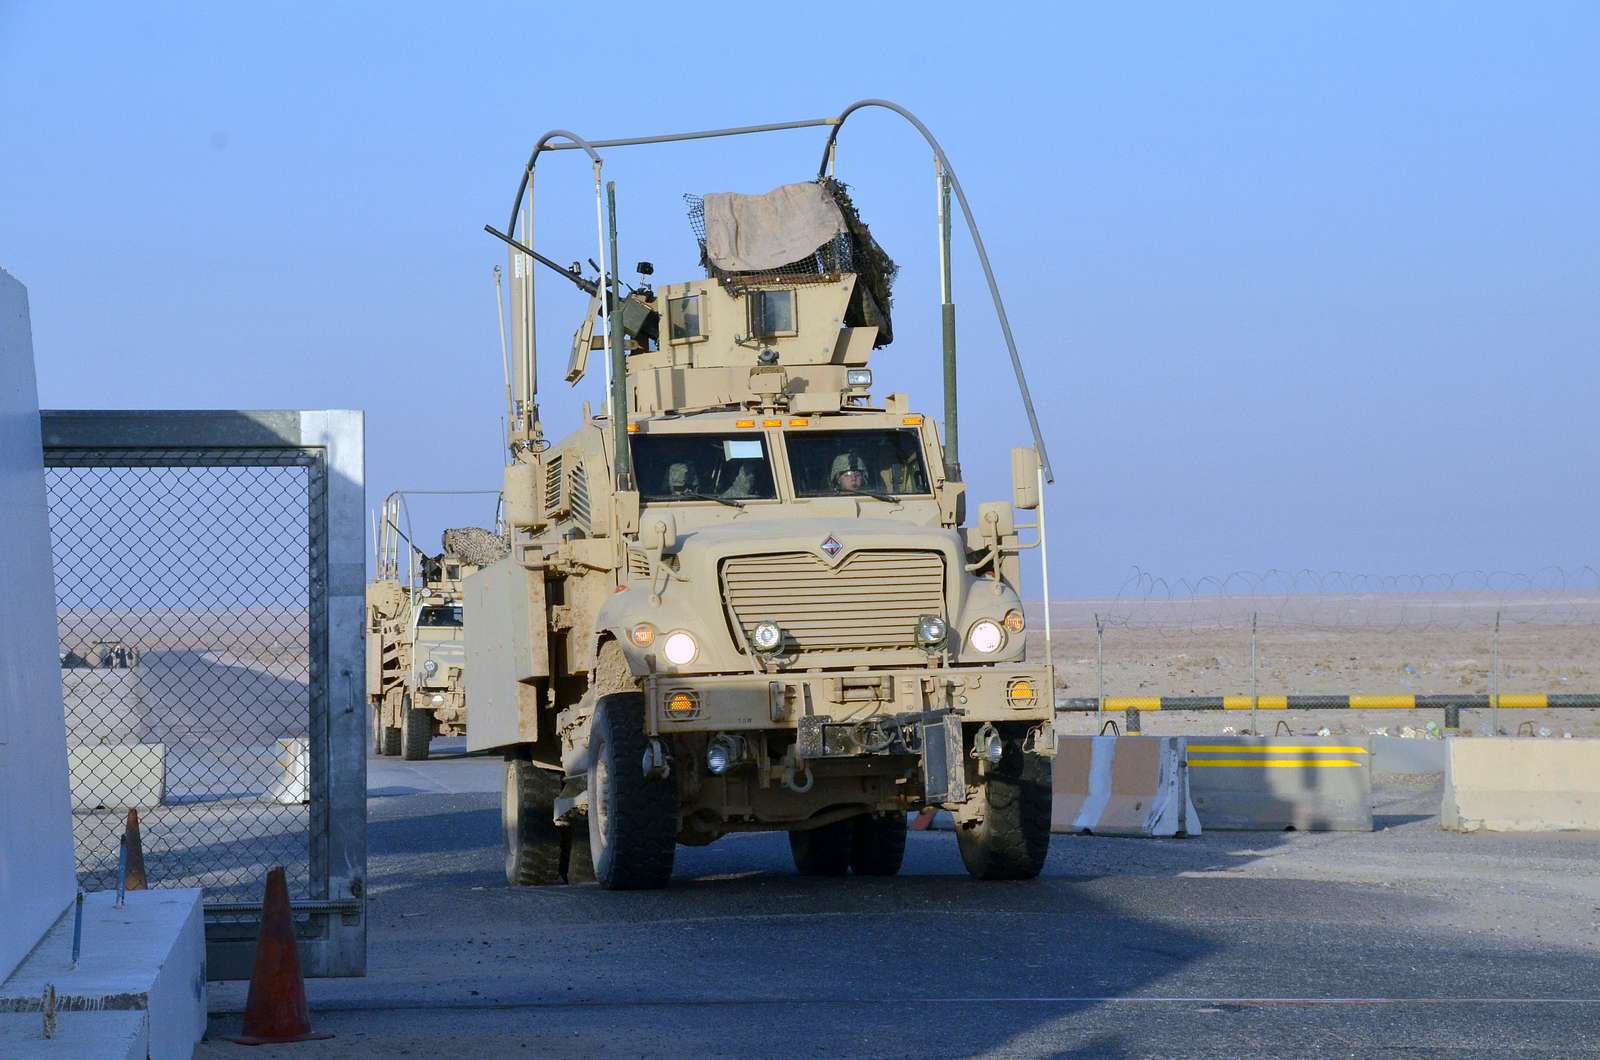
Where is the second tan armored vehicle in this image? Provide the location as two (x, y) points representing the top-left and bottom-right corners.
(469, 103), (1059, 889)
(369, 494), (506, 760)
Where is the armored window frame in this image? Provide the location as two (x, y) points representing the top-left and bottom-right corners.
(667, 294), (705, 344)
(747, 288), (798, 339)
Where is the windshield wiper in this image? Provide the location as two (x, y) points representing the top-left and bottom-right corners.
(842, 485), (899, 504)
(676, 490), (745, 509)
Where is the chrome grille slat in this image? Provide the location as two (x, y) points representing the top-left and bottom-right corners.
(722, 550), (944, 653)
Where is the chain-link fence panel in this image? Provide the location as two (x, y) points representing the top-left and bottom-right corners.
(46, 448), (321, 903)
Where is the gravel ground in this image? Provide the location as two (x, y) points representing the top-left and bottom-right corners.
(197, 765), (1600, 1058)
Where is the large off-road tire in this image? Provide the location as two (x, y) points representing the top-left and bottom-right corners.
(788, 818), (854, 876)
(380, 702), (401, 757)
(956, 727), (1053, 880)
(504, 757), (565, 886)
(400, 693), (431, 761)
(586, 694), (677, 890)
(850, 812), (908, 876)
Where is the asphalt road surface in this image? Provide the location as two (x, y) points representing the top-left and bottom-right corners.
(199, 750), (1600, 1058)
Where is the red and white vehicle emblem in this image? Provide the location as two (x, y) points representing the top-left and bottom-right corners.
(819, 535), (843, 558)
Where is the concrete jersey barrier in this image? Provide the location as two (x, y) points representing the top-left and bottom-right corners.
(1186, 736), (1373, 831)
(1051, 736), (1199, 837)
(1441, 737), (1600, 832)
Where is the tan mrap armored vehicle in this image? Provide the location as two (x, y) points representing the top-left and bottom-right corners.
(469, 102), (1060, 889)
(368, 491), (508, 760)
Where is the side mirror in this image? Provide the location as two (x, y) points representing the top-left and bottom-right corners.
(645, 511), (678, 553)
(1010, 447), (1040, 511)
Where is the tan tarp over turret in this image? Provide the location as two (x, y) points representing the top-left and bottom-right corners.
(702, 182), (845, 272)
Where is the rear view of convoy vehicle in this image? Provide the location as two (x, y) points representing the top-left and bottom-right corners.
(467, 101), (1060, 889)
(368, 491), (507, 760)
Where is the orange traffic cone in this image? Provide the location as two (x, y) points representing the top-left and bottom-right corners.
(228, 867), (332, 1045)
(123, 809), (147, 890)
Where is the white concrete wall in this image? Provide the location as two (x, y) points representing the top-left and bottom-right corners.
(0, 267), (77, 980)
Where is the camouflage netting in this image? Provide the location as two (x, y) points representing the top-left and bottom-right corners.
(441, 527), (510, 567)
(685, 178), (898, 346)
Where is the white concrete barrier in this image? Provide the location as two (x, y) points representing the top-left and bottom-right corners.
(1052, 736), (1199, 837)
(0, 889), (206, 1060)
(1187, 737), (1374, 831)
(1441, 738), (1600, 832)
(266, 738), (310, 804)
(67, 744), (167, 811)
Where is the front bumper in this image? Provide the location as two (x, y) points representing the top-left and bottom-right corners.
(643, 662), (1053, 733)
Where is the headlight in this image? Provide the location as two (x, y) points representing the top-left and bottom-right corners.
(422, 659), (439, 676)
(1002, 609), (1025, 634)
(966, 619), (1005, 654)
(846, 368), (872, 388)
(430, 693), (445, 706)
(914, 615), (948, 650)
(750, 621), (783, 654)
(662, 631), (698, 666)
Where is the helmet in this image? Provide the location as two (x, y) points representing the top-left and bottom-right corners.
(829, 453), (868, 481)
(665, 462), (700, 494)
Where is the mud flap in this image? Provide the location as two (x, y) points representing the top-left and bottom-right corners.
(922, 712), (967, 804)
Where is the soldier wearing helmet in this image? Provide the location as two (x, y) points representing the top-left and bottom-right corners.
(828, 452), (870, 494)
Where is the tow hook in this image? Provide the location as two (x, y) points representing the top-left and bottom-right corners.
(778, 747), (814, 793)
(1023, 720), (1056, 757)
(641, 738), (671, 780)
(970, 722), (1003, 777)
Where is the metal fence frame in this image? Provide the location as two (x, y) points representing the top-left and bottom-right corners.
(41, 410), (366, 979)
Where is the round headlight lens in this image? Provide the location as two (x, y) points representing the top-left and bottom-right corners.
(430, 693), (445, 706)
(1002, 609), (1025, 634)
(750, 621), (783, 653)
(422, 659), (439, 676)
(662, 631), (698, 666)
(630, 623), (655, 647)
(914, 615), (948, 649)
(967, 619), (1005, 654)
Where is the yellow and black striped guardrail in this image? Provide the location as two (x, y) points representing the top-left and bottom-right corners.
(1058, 694), (1600, 712)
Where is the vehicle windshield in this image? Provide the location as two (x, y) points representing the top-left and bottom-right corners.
(633, 433), (778, 503)
(787, 428), (931, 498)
(417, 606), (463, 628)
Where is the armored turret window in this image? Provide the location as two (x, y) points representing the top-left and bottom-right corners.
(633, 432), (777, 503)
(417, 606), (464, 628)
(786, 429), (931, 499)
(667, 295), (704, 343)
(747, 288), (797, 337)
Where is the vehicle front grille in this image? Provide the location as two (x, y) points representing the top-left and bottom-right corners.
(721, 550), (945, 653)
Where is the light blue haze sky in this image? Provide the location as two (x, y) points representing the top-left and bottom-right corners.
(3, 3), (1596, 595)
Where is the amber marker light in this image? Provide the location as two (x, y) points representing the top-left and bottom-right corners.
(665, 690), (700, 718)
(1007, 679), (1037, 706)
(789, 417), (809, 427)
(762, 418), (783, 427)
(735, 419), (757, 428)
(1002, 609), (1025, 634)
(629, 623), (655, 647)
(902, 415), (924, 426)
(626, 423), (640, 433)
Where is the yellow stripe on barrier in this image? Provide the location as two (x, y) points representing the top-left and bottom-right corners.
(1222, 696), (1289, 710)
(1187, 759), (1364, 768)
(1348, 695), (1416, 709)
(1102, 697), (1162, 711)
(1495, 694), (1548, 708)
(1187, 745), (1369, 755)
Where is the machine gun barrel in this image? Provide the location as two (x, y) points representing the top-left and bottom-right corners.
(483, 224), (599, 296)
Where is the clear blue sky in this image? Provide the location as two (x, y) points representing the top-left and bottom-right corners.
(3, 3), (1596, 595)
